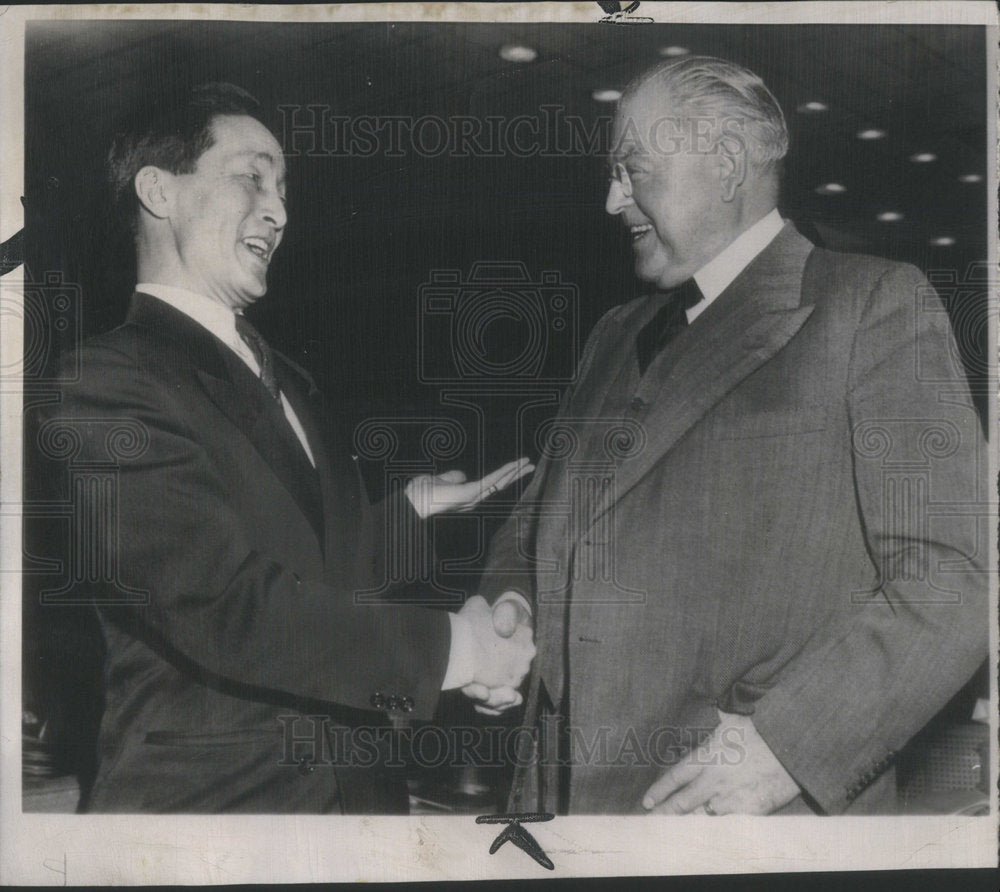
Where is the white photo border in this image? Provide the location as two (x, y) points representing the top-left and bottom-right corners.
(2, 2), (997, 884)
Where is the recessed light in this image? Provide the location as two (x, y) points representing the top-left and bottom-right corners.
(499, 44), (537, 63)
(659, 46), (690, 57)
(592, 89), (622, 103)
(959, 173), (983, 183)
(857, 129), (887, 140)
(815, 183), (847, 195)
(910, 152), (937, 163)
(877, 211), (904, 222)
(930, 236), (956, 247)
(797, 101), (828, 113)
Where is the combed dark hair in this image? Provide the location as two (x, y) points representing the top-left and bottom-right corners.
(107, 82), (265, 236)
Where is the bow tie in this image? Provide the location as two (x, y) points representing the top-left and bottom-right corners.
(634, 278), (704, 376)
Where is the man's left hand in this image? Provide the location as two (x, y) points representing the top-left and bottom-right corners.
(406, 457), (534, 518)
(642, 711), (801, 815)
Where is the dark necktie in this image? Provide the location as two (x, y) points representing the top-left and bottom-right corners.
(634, 278), (704, 376)
(235, 314), (282, 402)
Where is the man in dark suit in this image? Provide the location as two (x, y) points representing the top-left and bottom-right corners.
(26, 83), (534, 812)
(479, 56), (988, 814)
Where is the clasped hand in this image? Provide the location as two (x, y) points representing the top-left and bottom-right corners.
(458, 595), (534, 716)
(404, 457), (535, 713)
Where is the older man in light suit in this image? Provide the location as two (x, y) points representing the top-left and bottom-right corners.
(478, 56), (988, 815)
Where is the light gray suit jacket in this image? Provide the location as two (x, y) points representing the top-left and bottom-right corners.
(480, 224), (988, 814)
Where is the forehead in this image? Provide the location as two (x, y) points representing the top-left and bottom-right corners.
(611, 83), (683, 158)
(204, 115), (286, 178)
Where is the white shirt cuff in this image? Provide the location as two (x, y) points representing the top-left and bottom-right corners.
(441, 612), (476, 690)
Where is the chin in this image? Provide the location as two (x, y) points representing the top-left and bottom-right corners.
(634, 261), (667, 288)
(243, 278), (268, 301)
(657, 274), (687, 291)
(634, 247), (675, 288)
(649, 264), (689, 291)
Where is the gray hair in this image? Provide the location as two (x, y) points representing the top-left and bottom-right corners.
(620, 56), (788, 175)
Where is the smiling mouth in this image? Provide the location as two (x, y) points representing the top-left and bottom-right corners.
(630, 223), (654, 243)
(242, 237), (273, 265)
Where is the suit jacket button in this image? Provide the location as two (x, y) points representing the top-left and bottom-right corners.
(297, 758), (315, 775)
(629, 397), (646, 412)
(370, 692), (385, 709)
(400, 696), (414, 713)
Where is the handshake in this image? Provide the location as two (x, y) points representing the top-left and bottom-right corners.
(405, 455), (537, 714)
(455, 594), (535, 715)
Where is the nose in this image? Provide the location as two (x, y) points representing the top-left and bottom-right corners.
(605, 178), (633, 216)
(260, 187), (287, 232)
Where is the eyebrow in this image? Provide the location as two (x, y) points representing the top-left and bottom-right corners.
(232, 150), (287, 185)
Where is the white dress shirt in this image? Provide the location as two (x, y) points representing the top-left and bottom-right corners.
(137, 283), (316, 467)
(689, 208), (785, 323)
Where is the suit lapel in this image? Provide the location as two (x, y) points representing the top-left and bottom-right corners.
(127, 293), (325, 541)
(198, 354), (326, 543)
(588, 224), (817, 529)
(273, 355), (362, 565)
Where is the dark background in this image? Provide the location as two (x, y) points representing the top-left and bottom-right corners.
(22, 21), (991, 809)
(25, 21), (989, 425)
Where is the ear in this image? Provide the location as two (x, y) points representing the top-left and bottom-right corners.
(717, 136), (747, 203)
(133, 166), (173, 220)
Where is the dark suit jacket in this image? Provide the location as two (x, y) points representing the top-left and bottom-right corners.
(480, 224), (988, 814)
(28, 292), (450, 812)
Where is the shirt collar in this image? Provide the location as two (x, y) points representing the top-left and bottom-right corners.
(136, 282), (243, 344)
(689, 208), (785, 323)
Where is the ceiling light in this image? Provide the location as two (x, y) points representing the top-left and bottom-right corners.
(877, 211), (904, 222)
(797, 101), (828, 113)
(659, 46), (690, 57)
(959, 173), (983, 183)
(930, 236), (955, 247)
(857, 129), (887, 140)
(910, 152), (937, 163)
(815, 183), (847, 195)
(499, 44), (537, 63)
(592, 89), (622, 103)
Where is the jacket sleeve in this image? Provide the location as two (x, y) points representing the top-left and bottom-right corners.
(475, 462), (545, 608)
(750, 263), (989, 813)
(33, 343), (451, 721)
